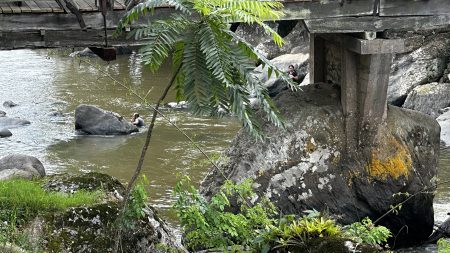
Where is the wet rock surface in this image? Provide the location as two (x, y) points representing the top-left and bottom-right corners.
(0, 117), (31, 129)
(3, 100), (18, 108)
(75, 104), (138, 135)
(403, 82), (450, 118)
(437, 110), (450, 146)
(0, 128), (12, 138)
(201, 84), (441, 247)
(0, 154), (46, 180)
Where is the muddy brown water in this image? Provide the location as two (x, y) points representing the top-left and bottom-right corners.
(0, 49), (448, 252)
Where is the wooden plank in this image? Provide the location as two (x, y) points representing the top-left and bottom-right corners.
(0, 29), (141, 50)
(34, 0), (53, 12)
(8, 1), (22, 13)
(74, 0), (93, 11)
(0, 9), (171, 31)
(25, 1), (42, 12)
(380, 0), (450, 16)
(19, 1), (32, 12)
(0, 2), (13, 13)
(282, 0), (373, 20)
(46, 0), (64, 12)
(340, 48), (359, 154)
(319, 34), (406, 55)
(304, 15), (450, 33)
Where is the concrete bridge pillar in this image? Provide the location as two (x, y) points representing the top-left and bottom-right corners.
(310, 33), (405, 156)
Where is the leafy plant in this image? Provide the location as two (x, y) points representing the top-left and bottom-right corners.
(438, 238), (450, 253)
(173, 176), (276, 251)
(123, 176), (150, 229)
(343, 217), (392, 246)
(112, 1), (297, 251)
(254, 210), (343, 252)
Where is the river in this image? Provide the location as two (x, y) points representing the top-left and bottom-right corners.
(0, 49), (448, 252)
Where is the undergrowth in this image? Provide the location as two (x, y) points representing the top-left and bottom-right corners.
(173, 176), (392, 252)
(0, 179), (103, 250)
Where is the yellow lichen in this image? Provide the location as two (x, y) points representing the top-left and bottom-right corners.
(366, 137), (412, 181)
(305, 137), (317, 153)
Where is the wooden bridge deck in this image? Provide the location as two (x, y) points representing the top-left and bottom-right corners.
(0, 0), (126, 13)
(0, 0), (449, 49)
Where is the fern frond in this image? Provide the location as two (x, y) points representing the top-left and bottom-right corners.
(182, 27), (215, 115)
(133, 17), (189, 72)
(116, 0), (191, 33)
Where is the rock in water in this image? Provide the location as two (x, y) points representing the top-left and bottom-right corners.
(3, 100), (18, 107)
(200, 84), (441, 247)
(437, 110), (450, 146)
(0, 128), (12, 138)
(75, 104), (138, 135)
(0, 117), (30, 129)
(0, 154), (46, 180)
(403, 82), (450, 118)
(0, 110), (6, 117)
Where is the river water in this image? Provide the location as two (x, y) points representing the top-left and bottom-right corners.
(0, 49), (448, 251)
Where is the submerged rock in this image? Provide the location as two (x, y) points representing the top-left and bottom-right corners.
(201, 84), (440, 247)
(0, 154), (46, 180)
(437, 110), (450, 146)
(0, 110), (6, 117)
(3, 100), (18, 107)
(0, 117), (30, 129)
(403, 82), (450, 118)
(75, 104), (138, 135)
(0, 128), (12, 138)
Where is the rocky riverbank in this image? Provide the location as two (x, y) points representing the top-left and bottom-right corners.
(0, 154), (186, 253)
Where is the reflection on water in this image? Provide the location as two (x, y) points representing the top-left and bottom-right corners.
(0, 49), (241, 220)
(0, 50), (449, 251)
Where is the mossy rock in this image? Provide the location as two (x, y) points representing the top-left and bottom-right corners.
(43, 172), (125, 196)
(43, 202), (183, 253)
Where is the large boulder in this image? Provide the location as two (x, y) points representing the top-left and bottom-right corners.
(403, 82), (450, 118)
(236, 21), (309, 60)
(437, 109), (450, 146)
(0, 154), (46, 180)
(201, 84), (440, 247)
(75, 104), (138, 135)
(0, 110), (6, 117)
(387, 32), (450, 105)
(0, 117), (30, 129)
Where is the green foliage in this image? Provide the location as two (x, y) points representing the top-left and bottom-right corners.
(173, 176), (276, 251)
(254, 210), (343, 252)
(438, 238), (450, 253)
(123, 176), (150, 229)
(343, 217), (392, 246)
(0, 179), (102, 220)
(173, 177), (392, 252)
(116, 0), (299, 140)
(0, 179), (103, 251)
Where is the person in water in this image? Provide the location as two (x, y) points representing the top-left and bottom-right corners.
(131, 113), (145, 127)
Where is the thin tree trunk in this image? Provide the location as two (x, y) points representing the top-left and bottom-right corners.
(113, 64), (182, 253)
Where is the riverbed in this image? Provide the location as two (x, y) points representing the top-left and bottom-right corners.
(0, 49), (448, 252)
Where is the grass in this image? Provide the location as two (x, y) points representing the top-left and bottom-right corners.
(0, 178), (104, 250)
(0, 179), (103, 214)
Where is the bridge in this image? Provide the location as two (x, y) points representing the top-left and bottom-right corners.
(1, 0), (449, 152)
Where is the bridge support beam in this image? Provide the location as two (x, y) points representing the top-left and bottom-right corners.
(310, 34), (405, 155)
